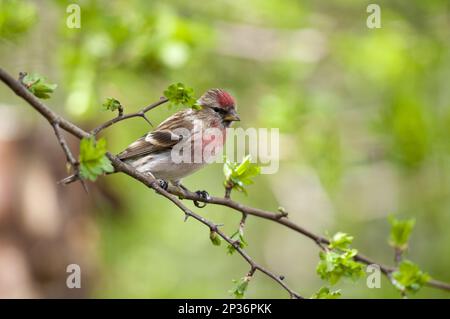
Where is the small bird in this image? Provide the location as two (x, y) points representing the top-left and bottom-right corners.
(118, 89), (240, 194)
(117, 89), (239, 191)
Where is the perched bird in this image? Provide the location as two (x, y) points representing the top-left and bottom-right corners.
(117, 89), (240, 193)
(61, 89), (239, 193)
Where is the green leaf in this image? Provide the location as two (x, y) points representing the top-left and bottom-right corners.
(223, 155), (261, 194)
(235, 155), (252, 176)
(163, 82), (197, 108)
(392, 260), (430, 294)
(226, 244), (236, 255)
(209, 231), (222, 246)
(22, 73), (57, 99)
(229, 276), (250, 299)
(316, 249), (365, 285)
(191, 103), (202, 110)
(317, 231), (361, 285)
(102, 97), (122, 112)
(311, 286), (341, 299)
(238, 232), (247, 246)
(223, 160), (235, 181)
(79, 137), (114, 181)
(226, 230), (246, 255)
(329, 232), (354, 250)
(388, 216), (416, 250)
(226, 242), (244, 255)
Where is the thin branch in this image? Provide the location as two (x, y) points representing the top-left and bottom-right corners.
(52, 123), (77, 165)
(427, 279), (450, 291)
(170, 185), (330, 245)
(0, 69), (88, 139)
(168, 186), (450, 292)
(52, 123), (88, 192)
(239, 212), (247, 237)
(90, 97), (169, 136)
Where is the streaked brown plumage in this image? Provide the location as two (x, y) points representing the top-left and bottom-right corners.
(117, 89), (240, 185)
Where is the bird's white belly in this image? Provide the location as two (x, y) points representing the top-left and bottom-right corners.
(127, 152), (207, 181)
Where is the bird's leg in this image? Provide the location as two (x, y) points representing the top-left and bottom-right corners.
(158, 179), (169, 190)
(144, 171), (169, 191)
(144, 171), (169, 190)
(195, 190), (210, 200)
(175, 182), (210, 200)
(192, 190), (209, 208)
(172, 180), (209, 208)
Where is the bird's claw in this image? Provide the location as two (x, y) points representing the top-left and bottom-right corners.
(158, 179), (169, 190)
(194, 190), (209, 208)
(196, 190), (210, 200)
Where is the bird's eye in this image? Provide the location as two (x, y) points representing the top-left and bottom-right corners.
(212, 107), (227, 114)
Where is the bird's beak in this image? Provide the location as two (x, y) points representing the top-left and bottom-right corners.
(224, 109), (240, 122)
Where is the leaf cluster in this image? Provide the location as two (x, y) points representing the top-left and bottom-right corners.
(316, 232), (365, 285)
(22, 73), (57, 99)
(223, 155), (261, 195)
(163, 83), (198, 109)
(79, 137), (114, 181)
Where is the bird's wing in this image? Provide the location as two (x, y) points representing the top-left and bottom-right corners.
(116, 130), (181, 160)
(117, 110), (194, 160)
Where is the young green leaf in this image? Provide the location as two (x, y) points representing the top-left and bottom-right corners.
(209, 231), (222, 246)
(223, 155), (261, 195)
(226, 244), (236, 255)
(316, 231), (365, 285)
(388, 216), (416, 251)
(235, 155), (251, 175)
(329, 232), (354, 250)
(22, 73), (57, 99)
(391, 260), (430, 294)
(163, 83), (197, 108)
(311, 286), (341, 299)
(229, 276), (250, 299)
(226, 230), (247, 255)
(316, 249), (365, 285)
(223, 159), (235, 181)
(79, 137), (114, 181)
(102, 97), (122, 112)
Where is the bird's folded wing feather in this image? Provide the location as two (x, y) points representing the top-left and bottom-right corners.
(117, 109), (195, 160)
(117, 130), (183, 160)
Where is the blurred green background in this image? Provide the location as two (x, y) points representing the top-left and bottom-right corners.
(0, 0), (449, 298)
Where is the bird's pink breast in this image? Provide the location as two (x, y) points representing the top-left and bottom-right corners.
(202, 126), (226, 147)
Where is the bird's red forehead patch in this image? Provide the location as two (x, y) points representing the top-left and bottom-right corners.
(217, 90), (235, 108)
